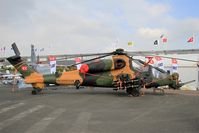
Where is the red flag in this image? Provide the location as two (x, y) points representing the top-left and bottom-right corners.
(155, 56), (162, 61)
(171, 58), (177, 64)
(48, 56), (56, 61)
(171, 58), (178, 73)
(162, 37), (167, 43)
(75, 57), (81, 63)
(187, 36), (193, 43)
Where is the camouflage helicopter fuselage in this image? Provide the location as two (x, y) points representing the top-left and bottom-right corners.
(7, 52), (143, 95)
(7, 48), (194, 96)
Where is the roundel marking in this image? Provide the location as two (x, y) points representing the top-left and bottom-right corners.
(21, 66), (28, 71)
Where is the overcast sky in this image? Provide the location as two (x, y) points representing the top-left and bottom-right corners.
(0, 0), (199, 57)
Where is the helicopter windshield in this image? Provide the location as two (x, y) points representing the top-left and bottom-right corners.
(132, 60), (167, 79)
(132, 60), (149, 72)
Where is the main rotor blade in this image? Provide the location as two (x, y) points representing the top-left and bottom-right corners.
(126, 49), (199, 55)
(34, 52), (113, 64)
(146, 55), (198, 63)
(131, 57), (167, 74)
(126, 52), (198, 63)
(125, 54), (167, 74)
(50, 52), (112, 60)
(68, 52), (114, 66)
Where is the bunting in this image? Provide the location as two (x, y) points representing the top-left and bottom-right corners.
(171, 58), (178, 73)
(155, 56), (164, 69)
(155, 56), (164, 78)
(48, 56), (57, 74)
(75, 57), (82, 70)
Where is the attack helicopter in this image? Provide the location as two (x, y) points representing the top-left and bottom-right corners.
(7, 43), (198, 96)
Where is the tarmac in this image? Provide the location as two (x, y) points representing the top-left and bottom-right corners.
(0, 85), (199, 133)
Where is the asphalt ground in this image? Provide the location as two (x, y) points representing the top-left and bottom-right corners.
(0, 85), (199, 133)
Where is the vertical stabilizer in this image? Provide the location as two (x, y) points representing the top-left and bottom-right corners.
(7, 43), (37, 78)
(7, 55), (35, 78)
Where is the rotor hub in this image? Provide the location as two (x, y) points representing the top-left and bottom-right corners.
(114, 48), (125, 55)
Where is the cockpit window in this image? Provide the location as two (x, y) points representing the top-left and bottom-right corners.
(132, 60), (149, 72)
(114, 59), (126, 69)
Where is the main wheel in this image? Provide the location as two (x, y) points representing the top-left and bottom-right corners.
(74, 80), (80, 89)
(131, 88), (141, 97)
(31, 88), (42, 95)
(126, 87), (141, 97)
(31, 89), (37, 95)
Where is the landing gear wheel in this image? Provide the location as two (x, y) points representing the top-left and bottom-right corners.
(31, 88), (42, 95)
(126, 88), (132, 94)
(74, 80), (80, 89)
(131, 88), (140, 97)
(126, 87), (141, 97)
(31, 89), (38, 95)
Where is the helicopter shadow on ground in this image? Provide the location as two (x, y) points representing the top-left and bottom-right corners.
(5, 85), (176, 98)
(43, 88), (128, 97)
(5, 86), (123, 97)
(28, 86), (172, 98)
(143, 88), (179, 97)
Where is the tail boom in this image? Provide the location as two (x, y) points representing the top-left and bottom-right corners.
(7, 55), (45, 89)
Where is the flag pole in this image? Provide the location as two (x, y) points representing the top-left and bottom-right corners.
(114, 39), (119, 50)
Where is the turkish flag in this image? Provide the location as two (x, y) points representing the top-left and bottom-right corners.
(75, 57), (81, 63)
(172, 58), (177, 64)
(21, 66), (28, 71)
(162, 38), (167, 43)
(187, 36), (193, 43)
